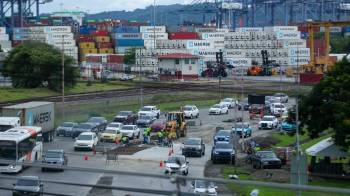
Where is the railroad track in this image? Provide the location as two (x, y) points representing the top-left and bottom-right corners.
(0, 82), (300, 107)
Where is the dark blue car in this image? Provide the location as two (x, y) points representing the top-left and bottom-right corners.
(213, 130), (233, 144)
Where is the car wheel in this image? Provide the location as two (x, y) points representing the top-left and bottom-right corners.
(226, 110), (229, 114)
(196, 114), (199, 118)
(131, 133), (135, 139)
(184, 169), (188, 175)
(202, 150), (205, 156)
(42, 168), (46, 172)
(137, 132), (140, 139)
(259, 163), (263, 169)
(190, 114), (193, 119)
(157, 114), (160, 119)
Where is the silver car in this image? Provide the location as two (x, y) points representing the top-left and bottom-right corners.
(13, 176), (43, 196)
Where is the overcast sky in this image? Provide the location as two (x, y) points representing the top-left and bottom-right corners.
(41, 0), (192, 14)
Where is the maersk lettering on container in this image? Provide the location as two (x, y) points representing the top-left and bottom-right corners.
(224, 49), (246, 58)
(48, 33), (74, 40)
(186, 40), (213, 49)
(283, 40), (306, 48)
(140, 26), (166, 33)
(227, 58), (252, 67)
(45, 26), (72, 33)
(201, 32), (225, 40)
(288, 56), (310, 65)
(276, 31), (301, 40)
(272, 26), (298, 32)
(115, 33), (142, 39)
(236, 27), (263, 33)
(288, 48), (310, 57)
(142, 33), (168, 40)
(192, 49), (219, 57)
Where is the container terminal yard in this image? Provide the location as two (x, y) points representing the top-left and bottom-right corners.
(0, 1), (349, 196)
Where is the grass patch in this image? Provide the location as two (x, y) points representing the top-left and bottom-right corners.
(271, 132), (308, 148)
(0, 81), (134, 103)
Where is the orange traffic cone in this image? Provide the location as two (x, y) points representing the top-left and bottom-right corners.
(84, 155), (89, 161)
(159, 161), (164, 167)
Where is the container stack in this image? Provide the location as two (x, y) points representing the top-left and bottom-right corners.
(0, 27), (11, 52)
(12, 26), (78, 61)
(92, 30), (114, 54)
(140, 26), (168, 49)
(81, 54), (125, 79)
(112, 26), (143, 54)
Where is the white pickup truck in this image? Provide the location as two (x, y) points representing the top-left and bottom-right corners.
(0, 117), (20, 132)
(138, 106), (161, 119)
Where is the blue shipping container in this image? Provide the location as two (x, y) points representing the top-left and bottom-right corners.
(79, 26), (97, 35)
(112, 26), (139, 33)
(115, 39), (144, 47)
(343, 27), (350, 33)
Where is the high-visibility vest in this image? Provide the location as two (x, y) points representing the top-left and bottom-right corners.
(157, 131), (163, 138)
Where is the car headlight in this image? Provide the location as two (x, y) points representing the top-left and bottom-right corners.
(263, 161), (269, 165)
(214, 152), (219, 155)
(9, 165), (16, 169)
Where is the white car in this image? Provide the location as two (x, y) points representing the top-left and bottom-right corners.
(119, 74), (135, 81)
(273, 93), (289, 103)
(270, 103), (287, 116)
(259, 115), (279, 130)
(138, 105), (161, 119)
(191, 180), (217, 196)
(219, 98), (236, 109)
(182, 105), (199, 118)
(209, 104), (228, 115)
(74, 132), (98, 151)
(119, 125), (140, 139)
(164, 155), (189, 175)
(105, 122), (123, 131)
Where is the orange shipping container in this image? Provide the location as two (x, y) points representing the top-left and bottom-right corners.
(79, 42), (95, 49)
(81, 48), (98, 54)
(98, 48), (114, 54)
(95, 36), (111, 43)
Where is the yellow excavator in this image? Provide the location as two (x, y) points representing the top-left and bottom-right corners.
(165, 112), (187, 138)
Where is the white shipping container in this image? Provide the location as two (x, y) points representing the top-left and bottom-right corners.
(46, 39), (76, 48)
(227, 58), (252, 67)
(62, 47), (79, 54)
(288, 48), (310, 57)
(48, 33), (74, 40)
(191, 49), (220, 58)
(142, 33), (168, 40)
(216, 28), (230, 33)
(114, 33), (142, 39)
(276, 31), (301, 40)
(272, 26), (298, 32)
(186, 40), (214, 49)
(224, 49), (246, 58)
(236, 27), (263, 33)
(201, 32), (225, 40)
(0, 34), (9, 41)
(282, 40), (307, 48)
(195, 27), (216, 33)
(140, 26), (166, 33)
(13, 27), (46, 34)
(0, 27), (6, 34)
(12, 33), (47, 41)
(45, 26), (72, 33)
(0, 40), (12, 49)
(288, 56), (310, 65)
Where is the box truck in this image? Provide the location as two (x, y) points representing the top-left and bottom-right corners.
(0, 101), (55, 142)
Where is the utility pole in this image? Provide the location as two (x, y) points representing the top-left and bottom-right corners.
(139, 49), (144, 108)
(240, 64), (244, 152)
(61, 7), (65, 122)
(296, 46), (301, 196)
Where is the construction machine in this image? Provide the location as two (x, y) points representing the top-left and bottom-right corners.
(247, 50), (278, 76)
(165, 112), (187, 138)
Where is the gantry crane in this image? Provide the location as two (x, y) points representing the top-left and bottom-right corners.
(306, 20), (350, 74)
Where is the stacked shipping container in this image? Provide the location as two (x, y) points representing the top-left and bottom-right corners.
(0, 27), (11, 52)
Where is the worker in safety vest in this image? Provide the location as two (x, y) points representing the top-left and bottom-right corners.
(121, 136), (129, 146)
(156, 131), (163, 145)
(143, 127), (151, 144)
(167, 132), (177, 147)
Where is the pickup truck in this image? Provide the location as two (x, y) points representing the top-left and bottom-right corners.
(138, 106), (160, 119)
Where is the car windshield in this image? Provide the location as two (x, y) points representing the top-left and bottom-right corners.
(0, 140), (16, 160)
(195, 180), (215, 188)
(222, 98), (232, 102)
(140, 116), (151, 120)
(76, 124), (92, 129)
(259, 152), (277, 158)
(122, 126), (134, 130)
(45, 151), (62, 158)
(183, 106), (192, 111)
(212, 105), (220, 108)
(88, 118), (103, 123)
(77, 135), (92, 140)
(215, 143), (233, 149)
(61, 122), (74, 127)
(167, 156), (185, 164)
(0, 125), (13, 132)
(141, 107), (152, 111)
(108, 123), (121, 128)
(16, 179), (39, 186)
(184, 139), (200, 145)
(118, 111), (130, 116)
(234, 123), (246, 129)
(262, 117), (274, 121)
(274, 105), (284, 108)
(217, 130), (230, 136)
(104, 130), (117, 134)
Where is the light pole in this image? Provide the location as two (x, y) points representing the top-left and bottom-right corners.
(61, 34), (65, 122)
(296, 46), (301, 196)
(139, 49), (144, 108)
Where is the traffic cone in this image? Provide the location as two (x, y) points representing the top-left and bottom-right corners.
(84, 155), (89, 161)
(93, 149), (96, 155)
(159, 161), (164, 167)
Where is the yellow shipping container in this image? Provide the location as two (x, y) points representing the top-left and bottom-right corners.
(79, 42), (95, 49)
(95, 36), (110, 43)
(98, 48), (114, 54)
(80, 48), (98, 54)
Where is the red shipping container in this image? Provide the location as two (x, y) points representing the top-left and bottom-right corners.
(78, 35), (94, 42)
(97, 42), (113, 48)
(92, 30), (109, 36)
(107, 54), (124, 63)
(169, 32), (199, 40)
(86, 56), (102, 63)
(300, 73), (323, 84)
(298, 26), (320, 33)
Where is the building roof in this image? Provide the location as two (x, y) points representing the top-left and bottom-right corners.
(305, 137), (349, 157)
(158, 53), (199, 59)
(3, 101), (53, 109)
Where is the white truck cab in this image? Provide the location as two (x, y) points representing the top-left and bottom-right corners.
(138, 106), (160, 119)
(0, 117), (20, 132)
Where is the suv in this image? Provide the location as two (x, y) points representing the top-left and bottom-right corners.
(74, 132), (98, 151)
(138, 106), (161, 119)
(213, 130), (233, 144)
(258, 115), (278, 130)
(220, 98), (236, 109)
(56, 122), (77, 137)
(232, 122), (252, 138)
(182, 138), (205, 157)
(191, 180), (217, 196)
(13, 176), (43, 196)
(119, 125), (140, 139)
(42, 150), (68, 172)
(270, 103), (287, 116)
(136, 115), (156, 127)
(113, 111), (137, 125)
(71, 123), (98, 138)
(182, 105), (199, 119)
(164, 155), (189, 175)
(87, 117), (108, 132)
(211, 142), (235, 164)
(251, 151), (282, 169)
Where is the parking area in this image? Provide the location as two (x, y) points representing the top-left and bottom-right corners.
(0, 96), (295, 196)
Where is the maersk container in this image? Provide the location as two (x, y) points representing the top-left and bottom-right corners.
(1, 102), (55, 142)
(0, 27), (6, 34)
(115, 39), (144, 47)
(114, 33), (142, 39)
(112, 26), (139, 33)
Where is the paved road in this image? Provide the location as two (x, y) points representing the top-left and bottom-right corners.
(0, 99), (295, 196)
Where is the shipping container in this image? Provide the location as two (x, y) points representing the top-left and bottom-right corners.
(97, 42), (113, 48)
(91, 30), (109, 36)
(0, 40), (12, 48)
(195, 27), (216, 33)
(191, 48), (219, 58)
(80, 48), (98, 54)
(186, 40), (214, 49)
(107, 54), (124, 63)
(288, 48), (310, 57)
(169, 32), (199, 40)
(0, 34), (9, 41)
(236, 27), (263, 33)
(227, 58), (252, 67)
(112, 26), (139, 33)
(276, 31), (301, 40)
(62, 47), (79, 54)
(98, 48), (114, 54)
(45, 26), (72, 33)
(79, 42), (96, 49)
(47, 33), (74, 40)
(288, 56), (310, 65)
(140, 26), (166, 33)
(114, 33), (142, 39)
(142, 33), (168, 40)
(46, 39), (76, 47)
(115, 39), (144, 47)
(78, 35), (94, 42)
(86, 55), (102, 63)
(201, 32), (225, 40)
(79, 26), (97, 35)
(94, 36), (111, 43)
(299, 73), (323, 84)
(1, 101), (55, 142)
(116, 46), (143, 54)
(224, 49), (246, 58)
(0, 27), (6, 34)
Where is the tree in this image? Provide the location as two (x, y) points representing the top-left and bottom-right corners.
(124, 48), (136, 65)
(2, 41), (79, 91)
(299, 58), (350, 150)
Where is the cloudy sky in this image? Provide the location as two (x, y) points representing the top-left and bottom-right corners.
(41, 0), (192, 14)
